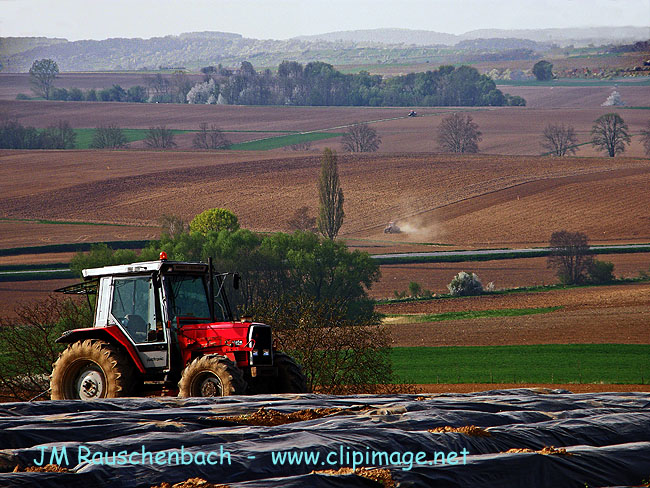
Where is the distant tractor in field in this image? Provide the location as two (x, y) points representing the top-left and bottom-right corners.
(384, 221), (401, 234)
(50, 253), (308, 400)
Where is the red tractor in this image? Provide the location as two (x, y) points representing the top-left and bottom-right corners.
(50, 253), (308, 400)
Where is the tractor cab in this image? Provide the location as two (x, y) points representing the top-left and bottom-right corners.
(51, 253), (307, 400)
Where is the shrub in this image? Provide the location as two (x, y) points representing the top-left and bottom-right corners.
(68, 87), (84, 101)
(408, 281), (422, 297)
(393, 290), (408, 299)
(447, 271), (483, 296)
(0, 296), (92, 400)
(144, 125), (177, 149)
(90, 124), (128, 149)
(245, 295), (393, 394)
(587, 260), (615, 284)
(189, 208), (240, 235)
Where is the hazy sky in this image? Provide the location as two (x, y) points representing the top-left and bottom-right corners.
(1, 0), (649, 40)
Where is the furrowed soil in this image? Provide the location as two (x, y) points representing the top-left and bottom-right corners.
(3, 98), (650, 157)
(0, 279), (78, 318)
(373, 253), (650, 298)
(2, 151), (650, 248)
(378, 282), (650, 347)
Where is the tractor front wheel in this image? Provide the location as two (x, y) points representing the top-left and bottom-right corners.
(178, 356), (247, 397)
(50, 339), (135, 400)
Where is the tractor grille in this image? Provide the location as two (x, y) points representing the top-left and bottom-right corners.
(249, 324), (273, 366)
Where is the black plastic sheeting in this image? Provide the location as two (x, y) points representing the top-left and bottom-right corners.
(0, 389), (649, 487)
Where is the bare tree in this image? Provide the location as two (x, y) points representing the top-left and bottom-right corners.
(287, 140), (312, 151)
(437, 112), (482, 153)
(341, 122), (381, 152)
(90, 124), (128, 149)
(29, 58), (59, 100)
(287, 206), (316, 232)
(591, 113), (631, 157)
(171, 71), (193, 103)
(541, 123), (578, 156)
(317, 148), (344, 240)
(158, 214), (187, 239)
(192, 123), (231, 149)
(547, 231), (594, 284)
(640, 119), (650, 158)
(144, 126), (177, 149)
(0, 297), (91, 400)
(42, 120), (76, 149)
(143, 73), (170, 102)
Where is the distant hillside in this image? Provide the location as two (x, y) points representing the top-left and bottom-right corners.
(0, 32), (542, 73)
(295, 28), (458, 46)
(1, 26), (648, 73)
(463, 26), (650, 45)
(1, 33), (325, 72)
(0, 37), (67, 57)
(299, 26), (650, 47)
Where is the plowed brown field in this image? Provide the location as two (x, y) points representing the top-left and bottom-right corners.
(310, 106), (650, 156)
(0, 279), (77, 318)
(378, 282), (650, 347)
(2, 151), (649, 247)
(495, 85), (650, 108)
(372, 253), (650, 299)
(3, 98), (649, 156)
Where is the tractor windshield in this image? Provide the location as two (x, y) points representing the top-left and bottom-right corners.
(163, 274), (212, 325)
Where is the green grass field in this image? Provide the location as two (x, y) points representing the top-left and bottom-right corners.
(229, 132), (344, 151)
(385, 307), (561, 324)
(73, 129), (191, 149)
(391, 344), (650, 384)
(72, 129), (343, 150)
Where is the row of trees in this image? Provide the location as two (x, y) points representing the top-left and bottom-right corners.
(434, 111), (650, 157)
(29, 58), (526, 108)
(38, 84), (149, 103)
(543, 113), (646, 158)
(194, 61), (526, 107)
(27, 60), (191, 103)
(0, 119), (76, 149)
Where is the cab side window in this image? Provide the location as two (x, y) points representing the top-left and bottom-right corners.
(110, 276), (159, 343)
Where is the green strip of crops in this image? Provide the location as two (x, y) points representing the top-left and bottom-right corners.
(386, 307), (561, 324)
(391, 344), (650, 384)
(229, 132), (344, 150)
(73, 129), (191, 149)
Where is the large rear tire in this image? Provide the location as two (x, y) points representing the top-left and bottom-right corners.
(178, 355), (247, 397)
(272, 352), (310, 393)
(50, 339), (135, 400)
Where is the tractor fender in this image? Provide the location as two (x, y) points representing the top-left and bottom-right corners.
(55, 325), (147, 374)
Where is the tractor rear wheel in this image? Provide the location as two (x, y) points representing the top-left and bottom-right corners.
(50, 339), (135, 400)
(178, 356), (247, 397)
(271, 352), (310, 393)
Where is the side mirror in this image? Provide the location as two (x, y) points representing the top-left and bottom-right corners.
(233, 273), (240, 290)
